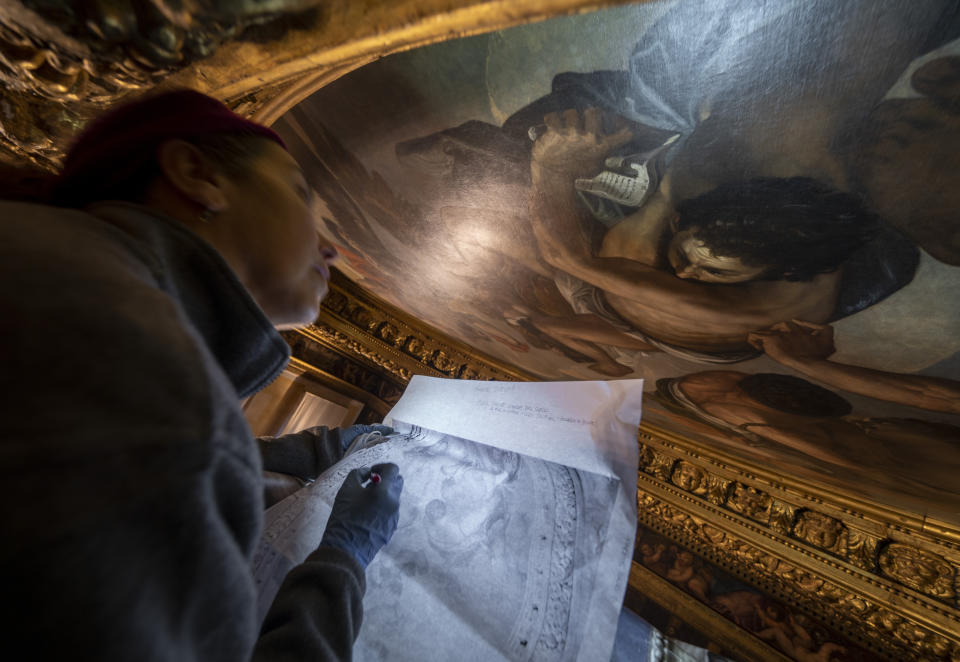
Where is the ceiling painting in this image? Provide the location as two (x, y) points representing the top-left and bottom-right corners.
(277, 0), (960, 525)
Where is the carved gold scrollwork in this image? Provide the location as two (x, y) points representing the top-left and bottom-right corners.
(0, 0), (329, 168)
(792, 510), (848, 556)
(646, 450), (676, 481)
(322, 290), (348, 314)
(346, 304), (377, 331)
(878, 543), (957, 601)
(846, 529), (881, 572)
(21, 0), (324, 69)
(637, 493), (960, 661)
(705, 474), (730, 506)
(701, 523), (726, 545)
(637, 444), (655, 472)
(401, 335), (428, 361)
(428, 349), (459, 375)
(314, 274), (528, 383)
(725, 483), (772, 524)
(458, 365), (482, 380)
(768, 500), (798, 536)
(307, 326), (412, 382)
(375, 322), (401, 346)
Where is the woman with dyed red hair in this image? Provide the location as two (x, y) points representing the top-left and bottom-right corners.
(0, 90), (402, 660)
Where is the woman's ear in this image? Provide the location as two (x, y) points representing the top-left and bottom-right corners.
(155, 139), (229, 212)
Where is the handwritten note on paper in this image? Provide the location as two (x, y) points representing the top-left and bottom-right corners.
(480, 399), (594, 425)
(385, 376), (644, 481)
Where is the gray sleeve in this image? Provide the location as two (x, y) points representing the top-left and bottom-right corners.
(257, 426), (344, 482)
(252, 547), (366, 662)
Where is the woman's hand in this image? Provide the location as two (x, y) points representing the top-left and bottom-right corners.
(320, 463), (404, 568)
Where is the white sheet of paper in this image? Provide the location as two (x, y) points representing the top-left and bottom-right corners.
(254, 376), (643, 662)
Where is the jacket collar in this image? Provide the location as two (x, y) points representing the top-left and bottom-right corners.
(88, 202), (290, 399)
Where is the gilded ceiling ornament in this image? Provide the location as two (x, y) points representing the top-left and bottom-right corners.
(375, 322), (401, 346)
(646, 450), (676, 482)
(704, 474), (730, 506)
(792, 510), (849, 556)
(768, 501), (798, 536)
(1, 0), (322, 167)
(670, 460), (707, 495)
(846, 529), (881, 572)
(725, 483), (772, 524)
(637, 490), (960, 661)
(878, 544), (956, 601)
(20, 0), (323, 68)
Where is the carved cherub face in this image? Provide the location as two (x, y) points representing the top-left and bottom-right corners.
(673, 462), (703, 491)
(796, 513), (842, 548)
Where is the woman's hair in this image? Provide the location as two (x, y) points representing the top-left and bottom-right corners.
(676, 177), (880, 281)
(0, 163), (58, 203)
(50, 131), (270, 208)
(45, 89), (284, 208)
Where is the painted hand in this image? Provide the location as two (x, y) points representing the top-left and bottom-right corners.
(531, 108), (634, 176)
(748, 319), (836, 364)
(320, 463), (403, 568)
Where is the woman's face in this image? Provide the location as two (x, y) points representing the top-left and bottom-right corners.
(218, 141), (338, 327)
(667, 228), (769, 284)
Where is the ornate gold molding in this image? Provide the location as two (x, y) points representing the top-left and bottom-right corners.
(0, 0), (639, 168)
(298, 269), (536, 384)
(641, 419), (960, 543)
(281, 325), (409, 412)
(636, 425), (960, 661)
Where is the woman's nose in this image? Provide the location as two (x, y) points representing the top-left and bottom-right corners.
(318, 236), (339, 264)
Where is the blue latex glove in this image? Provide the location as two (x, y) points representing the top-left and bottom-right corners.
(320, 463), (403, 568)
(338, 424), (393, 454)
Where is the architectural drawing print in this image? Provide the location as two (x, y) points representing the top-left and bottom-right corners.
(254, 427), (620, 662)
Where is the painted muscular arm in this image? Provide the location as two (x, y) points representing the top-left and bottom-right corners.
(677, 373), (861, 470)
(529, 109), (834, 333)
(749, 320), (960, 414)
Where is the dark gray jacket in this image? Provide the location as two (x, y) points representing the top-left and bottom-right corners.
(0, 201), (363, 661)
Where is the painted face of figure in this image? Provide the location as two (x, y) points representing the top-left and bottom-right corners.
(218, 141), (338, 327)
(667, 228), (770, 283)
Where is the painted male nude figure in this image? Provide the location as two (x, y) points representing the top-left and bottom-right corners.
(524, 108), (885, 374)
(390, 0), (954, 376)
(656, 370), (960, 511)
